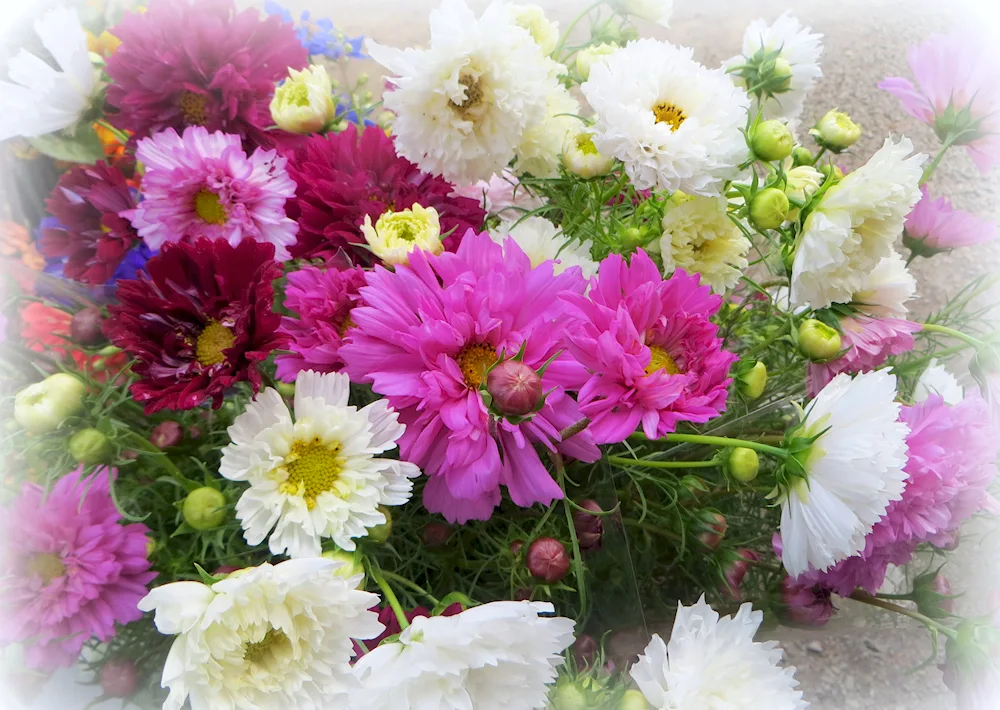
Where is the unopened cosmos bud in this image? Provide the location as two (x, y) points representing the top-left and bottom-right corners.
(486, 359), (544, 417)
(183, 487), (227, 531)
(798, 319), (843, 362)
(751, 120), (794, 162)
(749, 188), (790, 231)
(526, 537), (570, 583)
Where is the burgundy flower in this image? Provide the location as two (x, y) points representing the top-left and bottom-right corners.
(286, 125), (486, 265)
(105, 0), (307, 149)
(39, 162), (138, 286)
(105, 238), (287, 413)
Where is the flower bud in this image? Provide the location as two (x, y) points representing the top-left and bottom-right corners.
(727, 447), (760, 483)
(810, 109), (862, 152)
(695, 510), (727, 549)
(182, 487), (227, 531)
(150, 420), (184, 449)
(618, 689), (652, 710)
(361, 204), (443, 266)
(779, 576), (835, 627)
(70, 307), (107, 346)
(573, 499), (604, 550)
(322, 549), (366, 587)
(736, 360), (767, 400)
(213, 565), (240, 576)
(791, 146), (814, 166)
(509, 539), (525, 556)
(913, 571), (956, 619)
(368, 505), (393, 543)
(818, 163), (845, 182)
(550, 680), (588, 710)
(751, 120), (794, 162)
(798, 319), (842, 361)
(14, 373), (87, 434)
(749, 188), (790, 231)
(721, 548), (760, 601)
(575, 43), (617, 80)
(771, 57), (794, 91)
(563, 129), (614, 179)
(507, 4), (559, 55)
(269, 64), (337, 134)
(572, 633), (599, 669)
(100, 658), (139, 698)
(68, 427), (112, 465)
(486, 359), (544, 417)
(526, 537), (570, 583)
(422, 522), (452, 548)
(784, 166), (824, 205)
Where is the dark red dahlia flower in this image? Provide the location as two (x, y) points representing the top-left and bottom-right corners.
(39, 162), (138, 286)
(105, 0), (307, 150)
(286, 125), (486, 265)
(104, 238), (287, 413)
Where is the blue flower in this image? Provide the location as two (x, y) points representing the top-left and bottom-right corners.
(265, 2), (366, 60)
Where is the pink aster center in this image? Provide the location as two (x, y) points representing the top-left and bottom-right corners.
(178, 91), (208, 126)
(27, 552), (66, 586)
(456, 342), (497, 388)
(194, 189), (228, 225)
(645, 344), (682, 376)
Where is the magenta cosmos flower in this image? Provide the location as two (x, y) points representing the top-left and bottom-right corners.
(286, 125), (485, 265)
(126, 126), (298, 261)
(275, 265), (367, 381)
(879, 30), (1000, 173)
(807, 316), (921, 395)
(340, 230), (600, 523)
(0, 468), (155, 671)
(559, 250), (736, 444)
(105, 0), (307, 149)
(905, 186), (998, 257)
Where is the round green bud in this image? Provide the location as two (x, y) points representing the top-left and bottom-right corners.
(819, 163), (845, 182)
(737, 361), (768, 400)
(798, 319), (843, 362)
(791, 146), (814, 166)
(617, 689), (651, 710)
(183, 487), (227, 531)
(620, 226), (647, 251)
(550, 681), (588, 710)
(275, 381), (296, 398)
(14, 373), (87, 434)
(728, 447), (761, 483)
(368, 505), (393, 543)
(810, 110), (862, 152)
(68, 427), (112, 465)
(751, 120), (794, 162)
(749, 188), (790, 231)
(771, 57), (794, 91)
(321, 549), (366, 587)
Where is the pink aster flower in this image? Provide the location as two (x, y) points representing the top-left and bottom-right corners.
(807, 316), (921, 395)
(275, 265), (367, 381)
(451, 168), (544, 221)
(340, 230), (600, 523)
(879, 30), (1000, 173)
(904, 186), (998, 257)
(0, 468), (155, 671)
(559, 250), (736, 444)
(779, 576), (836, 628)
(126, 126), (298, 260)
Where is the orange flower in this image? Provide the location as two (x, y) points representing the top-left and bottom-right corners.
(0, 221), (45, 271)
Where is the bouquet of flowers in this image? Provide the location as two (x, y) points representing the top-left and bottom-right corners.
(1, 0), (999, 708)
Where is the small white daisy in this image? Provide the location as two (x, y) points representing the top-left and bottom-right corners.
(489, 216), (599, 279)
(631, 596), (806, 710)
(851, 248), (917, 318)
(780, 369), (910, 576)
(659, 193), (751, 293)
(915, 359), (964, 405)
(582, 39), (750, 196)
(220, 370), (420, 558)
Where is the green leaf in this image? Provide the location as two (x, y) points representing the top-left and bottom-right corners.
(27, 125), (104, 164)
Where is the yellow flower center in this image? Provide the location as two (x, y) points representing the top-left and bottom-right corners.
(243, 628), (291, 667)
(456, 342), (497, 389)
(280, 437), (343, 510)
(452, 72), (484, 113)
(337, 313), (356, 337)
(179, 91), (208, 126)
(194, 190), (228, 225)
(196, 320), (235, 367)
(652, 102), (686, 131)
(575, 132), (600, 155)
(645, 345), (682, 376)
(28, 553), (65, 586)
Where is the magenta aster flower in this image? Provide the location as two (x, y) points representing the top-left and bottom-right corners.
(286, 125), (485, 265)
(105, 0), (307, 149)
(104, 238), (287, 413)
(559, 250), (736, 444)
(0, 468), (155, 671)
(807, 316), (921, 395)
(126, 126), (298, 261)
(38, 162), (139, 286)
(904, 186), (998, 257)
(779, 576), (836, 628)
(879, 30), (1000, 173)
(340, 230), (600, 523)
(275, 264), (366, 381)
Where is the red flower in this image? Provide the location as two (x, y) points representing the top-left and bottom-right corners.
(19, 303), (128, 380)
(286, 125), (486, 265)
(104, 238), (287, 413)
(39, 162), (138, 286)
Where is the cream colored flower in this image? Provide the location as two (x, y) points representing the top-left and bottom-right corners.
(659, 193), (751, 293)
(785, 165), (824, 204)
(614, 0), (674, 27)
(515, 85), (580, 178)
(575, 43), (617, 81)
(507, 4), (560, 55)
(562, 127), (614, 179)
(269, 64), (336, 134)
(490, 216), (599, 278)
(361, 204), (443, 266)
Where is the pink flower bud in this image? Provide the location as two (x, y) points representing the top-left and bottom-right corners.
(486, 360), (543, 416)
(509, 539), (524, 556)
(721, 548), (760, 600)
(100, 658), (139, 698)
(70, 308), (107, 346)
(526, 537), (570, 583)
(780, 576), (836, 628)
(696, 511), (727, 549)
(422, 522), (452, 548)
(150, 420), (184, 449)
(213, 565), (240, 576)
(573, 500), (604, 550)
(572, 634), (599, 670)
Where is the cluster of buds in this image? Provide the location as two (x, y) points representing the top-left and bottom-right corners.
(729, 46), (795, 101)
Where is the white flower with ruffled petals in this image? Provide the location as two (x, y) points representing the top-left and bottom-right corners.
(915, 359), (964, 405)
(515, 85), (581, 178)
(850, 248), (917, 318)
(220, 370), (420, 558)
(613, 0), (674, 27)
(582, 39), (750, 196)
(352, 601), (575, 709)
(490, 216), (598, 279)
(631, 596), (806, 710)
(138, 558), (384, 710)
(780, 369), (910, 576)
(660, 193), (751, 293)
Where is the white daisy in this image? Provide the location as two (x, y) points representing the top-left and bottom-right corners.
(613, 0), (674, 27)
(582, 39), (750, 196)
(726, 13), (823, 129)
(851, 248), (917, 318)
(915, 359), (964, 405)
(0, 7), (96, 141)
(138, 558), (383, 710)
(631, 596), (806, 710)
(515, 84), (581, 178)
(352, 601), (575, 709)
(367, 0), (558, 185)
(489, 216), (599, 279)
(780, 369), (910, 576)
(659, 193), (751, 293)
(219, 370), (420, 558)
(789, 136), (924, 310)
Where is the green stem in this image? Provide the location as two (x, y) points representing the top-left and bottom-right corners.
(381, 570), (440, 607)
(920, 133), (960, 186)
(368, 561), (409, 631)
(920, 322), (985, 348)
(810, 146), (827, 166)
(553, 0), (604, 59)
(125, 433), (184, 480)
(95, 118), (130, 146)
(630, 431), (789, 458)
(607, 456), (718, 469)
(552, 452), (588, 618)
(849, 590), (956, 639)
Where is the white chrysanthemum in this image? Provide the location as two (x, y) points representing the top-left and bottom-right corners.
(915, 359), (964, 405)
(851, 248), (917, 318)
(582, 39), (750, 196)
(352, 601), (575, 709)
(613, 0), (674, 27)
(631, 596), (806, 710)
(367, 0), (558, 185)
(220, 371), (420, 558)
(138, 558), (383, 710)
(780, 369), (910, 576)
(0, 7), (96, 140)
(726, 13), (823, 128)
(660, 193), (751, 293)
(507, 4), (560, 55)
(789, 137), (925, 309)
(515, 85), (581, 178)
(490, 216), (599, 279)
